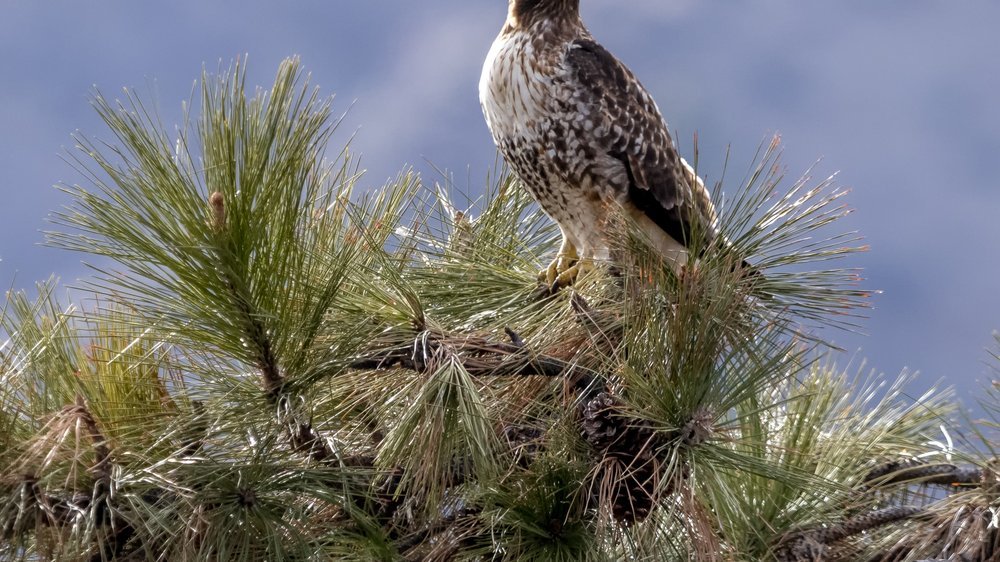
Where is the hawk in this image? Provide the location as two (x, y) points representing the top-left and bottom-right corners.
(480, 0), (735, 287)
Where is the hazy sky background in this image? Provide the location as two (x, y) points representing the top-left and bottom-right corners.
(1, 2), (998, 411)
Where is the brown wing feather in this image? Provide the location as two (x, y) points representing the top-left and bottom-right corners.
(563, 38), (717, 247)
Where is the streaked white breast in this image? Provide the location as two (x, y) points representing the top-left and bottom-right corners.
(479, 31), (550, 143)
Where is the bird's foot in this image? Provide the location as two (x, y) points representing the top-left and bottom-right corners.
(538, 243), (580, 285)
(551, 258), (595, 290)
(535, 257), (595, 297)
(537, 259), (568, 286)
(533, 241), (585, 297)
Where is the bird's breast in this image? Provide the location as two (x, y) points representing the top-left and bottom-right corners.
(479, 31), (557, 143)
(478, 26), (620, 254)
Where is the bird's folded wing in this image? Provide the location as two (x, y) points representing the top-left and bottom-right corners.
(563, 38), (717, 246)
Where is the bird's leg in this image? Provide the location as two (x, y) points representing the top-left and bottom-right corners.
(540, 238), (579, 286)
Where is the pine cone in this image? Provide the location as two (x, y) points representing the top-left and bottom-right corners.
(607, 459), (657, 524)
(581, 392), (660, 524)
(581, 392), (623, 451)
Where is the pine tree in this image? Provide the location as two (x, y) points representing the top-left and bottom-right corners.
(1, 57), (997, 561)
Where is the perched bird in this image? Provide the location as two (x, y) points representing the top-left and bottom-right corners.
(480, 0), (732, 287)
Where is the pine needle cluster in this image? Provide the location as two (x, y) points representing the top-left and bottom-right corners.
(0, 58), (996, 561)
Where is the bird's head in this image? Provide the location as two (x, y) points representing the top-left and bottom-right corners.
(506, 0), (581, 30)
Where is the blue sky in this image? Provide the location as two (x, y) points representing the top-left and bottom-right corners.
(2, 1), (998, 410)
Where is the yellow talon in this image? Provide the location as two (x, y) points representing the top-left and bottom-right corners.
(552, 258), (594, 289)
(539, 259), (561, 286)
(536, 239), (597, 292)
(538, 239), (580, 287)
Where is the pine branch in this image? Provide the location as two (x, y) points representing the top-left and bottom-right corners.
(74, 395), (112, 501)
(349, 328), (578, 380)
(209, 191), (285, 399)
(4, 474), (96, 531)
(774, 506), (923, 561)
(209, 190), (338, 464)
(863, 457), (984, 489)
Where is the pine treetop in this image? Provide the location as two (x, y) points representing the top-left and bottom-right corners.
(0, 57), (996, 562)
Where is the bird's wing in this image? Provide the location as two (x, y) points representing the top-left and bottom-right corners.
(562, 38), (717, 246)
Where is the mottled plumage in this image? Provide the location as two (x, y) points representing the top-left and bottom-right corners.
(479, 0), (722, 285)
